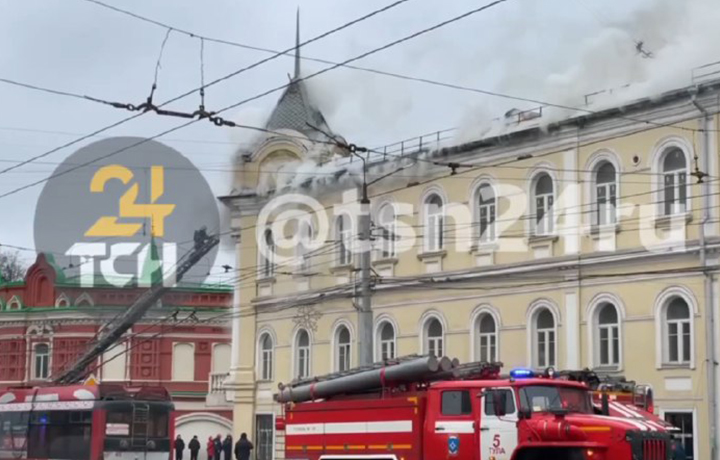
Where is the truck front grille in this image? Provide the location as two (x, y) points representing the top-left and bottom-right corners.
(626, 430), (670, 460)
(642, 438), (666, 460)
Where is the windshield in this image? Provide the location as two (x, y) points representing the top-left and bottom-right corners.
(519, 385), (593, 414)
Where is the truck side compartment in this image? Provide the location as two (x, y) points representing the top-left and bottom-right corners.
(285, 393), (426, 460)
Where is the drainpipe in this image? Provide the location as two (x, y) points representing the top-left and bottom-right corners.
(693, 91), (717, 460)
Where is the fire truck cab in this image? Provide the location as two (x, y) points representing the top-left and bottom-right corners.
(279, 359), (671, 460)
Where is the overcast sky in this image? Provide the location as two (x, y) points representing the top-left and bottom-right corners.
(0, 0), (714, 281)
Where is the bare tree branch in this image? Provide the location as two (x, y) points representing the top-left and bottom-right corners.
(0, 250), (28, 282)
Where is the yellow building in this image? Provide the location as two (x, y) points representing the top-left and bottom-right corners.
(220, 42), (720, 460)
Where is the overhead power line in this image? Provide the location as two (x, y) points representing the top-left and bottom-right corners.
(0, 0), (511, 200)
(0, 0), (413, 180)
(77, 0), (709, 136)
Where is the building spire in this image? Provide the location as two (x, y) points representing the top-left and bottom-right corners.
(294, 7), (301, 80)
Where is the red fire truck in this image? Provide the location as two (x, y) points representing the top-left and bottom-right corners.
(0, 383), (174, 460)
(275, 356), (671, 460)
(555, 369), (676, 432)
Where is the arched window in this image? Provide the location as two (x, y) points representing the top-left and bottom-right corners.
(378, 204), (396, 259)
(55, 293), (70, 308)
(295, 329), (311, 379)
(336, 214), (353, 265)
(259, 333), (274, 381)
(296, 220), (313, 272)
(534, 309), (555, 368)
(665, 298), (691, 365)
(260, 229), (275, 278)
(533, 173), (554, 235)
(33, 343), (49, 380)
(662, 148), (688, 216)
(596, 303), (620, 367)
(424, 318), (444, 357)
(377, 322), (396, 361)
(75, 293), (94, 307)
(476, 314), (497, 362)
(477, 184), (497, 243)
(424, 194), (444, 252)
(335, 326), (351, 372)
(595, 162), (617, 226)
(7, 296), (22, 310)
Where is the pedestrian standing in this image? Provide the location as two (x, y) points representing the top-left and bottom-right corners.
(671, 435), (687, 460)
(174, 435), (185, 460)
(222, 435), (233, 460)
(214, 435), (223, 460)
(189, 435), (201, 460)
(206, 436), (215, 460)
(234, 433), (254, 460)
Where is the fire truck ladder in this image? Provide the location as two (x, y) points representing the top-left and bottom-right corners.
(52, 229), (220, 384)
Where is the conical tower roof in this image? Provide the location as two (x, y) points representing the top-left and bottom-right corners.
(265, 9), (334, 139)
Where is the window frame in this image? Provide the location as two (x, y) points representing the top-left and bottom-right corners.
(474, 312), (498, 363)
(296, 219), (314, 273)
(660, 408), (697, 460)
(596, 304), (621, 368)
(665, 299), (692, 366)
(594, 161), (618, 227)
(333, 324), (352, 373)
(423, 193), (445, 253)
(376, 203), (397, 259)
(528, 305), (558, 369)
(661, 148), (689, 217)
(294, 329), (312, 380)
(441, 390), (473, 416)
(259, 228), (275, 279)
(651, 139), (693, 218)
(32, 342), (50, 380)
(654, 288), (696, 369)
(422, 316), (445, 357)
(375, 320), (397, 362)
(531, 172), (555, 236)
(336, 213), (353, 266)
(257, 332), (275, 382)
(474, 182), (497, 244)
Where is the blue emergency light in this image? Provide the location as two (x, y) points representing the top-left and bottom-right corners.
(510, 368), (535, 379)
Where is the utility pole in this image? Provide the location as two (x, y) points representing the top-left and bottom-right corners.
(358, 165), (373, 367)
(305, 122), (417, 367)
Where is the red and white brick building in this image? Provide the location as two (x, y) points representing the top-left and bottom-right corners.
(0, 253), (233, 453)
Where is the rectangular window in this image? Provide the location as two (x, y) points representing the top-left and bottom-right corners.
(596, 184), (617, 225)
(28, 410), (92, 460)
(664, 172), (688, 216)
(479, 204), (496, 242)
(381, 340), (395, 361)
(338, 344), (350, 372)
(483, 389), (516, 416)
(427, 215), (444, 251)
(667, 321), (691, 364)
(664, 412), (694, 460)
(441, 391), (472, 416)
(479, 334), (496, 362)
(537, 330), (555, 368)
(298, 348), (310, 379)
(261, 349), (273, 381)
(535, 195), (554, 235)
(598, 326), (619, 367)
(255, 414), (274, 460)
(428, 337), (443, 358)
